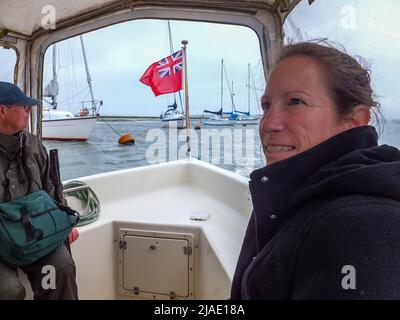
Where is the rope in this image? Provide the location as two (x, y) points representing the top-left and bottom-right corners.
(98, 115), (123, 137)
(58, 86), (89, 105)
(63, 180), (100, 227)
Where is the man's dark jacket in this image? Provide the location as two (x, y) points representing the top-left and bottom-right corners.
(0, 130), (55, 202)
(231, 125), (400, 299)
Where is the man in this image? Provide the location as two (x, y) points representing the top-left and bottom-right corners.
(0, 81), (78, 300)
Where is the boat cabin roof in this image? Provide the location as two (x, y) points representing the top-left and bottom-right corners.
(0, 0), (297, 37)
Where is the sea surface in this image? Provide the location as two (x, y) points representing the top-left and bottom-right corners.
(43, 119), (400, 181)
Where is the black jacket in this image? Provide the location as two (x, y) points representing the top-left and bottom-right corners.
(231, 125), (400, 299)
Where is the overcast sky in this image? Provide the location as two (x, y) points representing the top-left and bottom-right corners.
(1, 0), (399, 119)
(284, 0), (400, 120)
(41, 20), (265, 117)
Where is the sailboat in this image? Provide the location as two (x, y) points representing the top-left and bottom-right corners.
(202, 59), (236, 126)
(42, 36), (101, 141)
(235, 63), (261, 125)
(160, 101), (185, 128)
(159, 21), (185, 128)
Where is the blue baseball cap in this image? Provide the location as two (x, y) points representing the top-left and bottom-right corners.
(0, 81), (39, 106)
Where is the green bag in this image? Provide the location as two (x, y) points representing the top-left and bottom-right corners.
(0, 190), (79, 267)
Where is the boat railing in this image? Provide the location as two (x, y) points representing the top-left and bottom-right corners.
(79, 99), (103, 116)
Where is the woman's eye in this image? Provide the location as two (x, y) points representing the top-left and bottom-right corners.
(288, 98), (305, 106)
(261, 101), (271, 111)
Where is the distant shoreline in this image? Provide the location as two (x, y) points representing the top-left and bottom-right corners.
(98, 115), (206, 121)
(97, 116), (400, 123)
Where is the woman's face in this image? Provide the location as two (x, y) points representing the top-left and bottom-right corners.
(260, 56), (350, 165)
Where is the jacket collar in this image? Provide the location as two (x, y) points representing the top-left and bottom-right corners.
(249, 125), (378, 249)
(0, 130), (26, 159)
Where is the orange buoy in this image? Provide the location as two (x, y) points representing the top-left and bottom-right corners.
(118, 133), (135, 145)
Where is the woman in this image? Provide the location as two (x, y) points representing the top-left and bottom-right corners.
(231, 42), (400, 299)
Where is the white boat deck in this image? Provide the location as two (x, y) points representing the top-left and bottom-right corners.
(22, 159), (252, 299)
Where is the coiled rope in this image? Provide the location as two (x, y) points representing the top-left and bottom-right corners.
(63, 180), (100, 227)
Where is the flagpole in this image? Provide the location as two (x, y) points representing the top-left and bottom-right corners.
(181, 40), (191, 159)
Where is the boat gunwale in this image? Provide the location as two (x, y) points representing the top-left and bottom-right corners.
(42, 115), (98, 122)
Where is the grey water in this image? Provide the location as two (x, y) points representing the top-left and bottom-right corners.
(43, 120), (400, 181)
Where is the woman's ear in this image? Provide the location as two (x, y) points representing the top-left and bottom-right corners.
(345, 105), (371, 129)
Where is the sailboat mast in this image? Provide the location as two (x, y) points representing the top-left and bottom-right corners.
(52, 45), (57, 82)
(52, 45), (57, 109)
(220, 59), (223, 113)
(168, 20), (174, 54)
(231, 81), (234, 113)
(80, 35), (95, 110)
(247, 63), (250, 114)
(167, 20), (183, 112)
(182, 40), (191, 158)
(168, 20), (176, 106)
(223, 62), (235, 113)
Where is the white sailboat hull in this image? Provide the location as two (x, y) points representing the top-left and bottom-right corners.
(202, 119), (236, 126)
(161, 118), (185, 128)
(235, 118), (260, 125)
(42, 116), (97, 141)
(160, 106), (185, 128)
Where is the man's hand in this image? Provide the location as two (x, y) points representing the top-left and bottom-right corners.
(68, 228), (79, 244)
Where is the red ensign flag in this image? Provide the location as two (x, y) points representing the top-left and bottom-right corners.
(139, 50), (183, 96)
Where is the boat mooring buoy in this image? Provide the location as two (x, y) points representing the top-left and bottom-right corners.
(99, 116), (135, 145)
(118, 133), (135, 145)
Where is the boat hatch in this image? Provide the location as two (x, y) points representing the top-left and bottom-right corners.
(118, 229), (195, 300)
